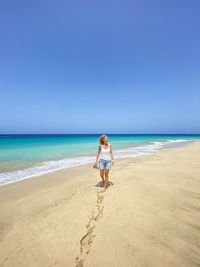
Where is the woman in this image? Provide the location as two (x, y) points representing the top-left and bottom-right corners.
(95, 135), (115, 191)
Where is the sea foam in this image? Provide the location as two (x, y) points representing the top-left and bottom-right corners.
(0, 139), (193, 186)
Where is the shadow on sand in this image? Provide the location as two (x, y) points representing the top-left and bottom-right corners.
(95, 181), (114, 188)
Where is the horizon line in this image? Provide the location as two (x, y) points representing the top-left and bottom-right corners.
(0, 133), (200, 135)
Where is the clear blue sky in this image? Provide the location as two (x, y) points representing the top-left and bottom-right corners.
(0, 0), (200, 134)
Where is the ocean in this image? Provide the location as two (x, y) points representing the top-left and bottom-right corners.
(0, 134), (200, 186)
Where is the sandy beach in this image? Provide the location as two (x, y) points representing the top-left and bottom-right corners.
(0, 142), (200, 267)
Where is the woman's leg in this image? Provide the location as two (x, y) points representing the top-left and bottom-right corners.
(100, 169), (105, 185)
(104, 170), (110, 190)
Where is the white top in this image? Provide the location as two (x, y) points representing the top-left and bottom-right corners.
(99, 144), (112, 160)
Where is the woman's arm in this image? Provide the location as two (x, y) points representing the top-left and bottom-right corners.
(96, 145), (101, 163)
(110, 144), (115, 164)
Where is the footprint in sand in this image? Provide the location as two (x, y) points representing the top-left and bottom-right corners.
(75, 190), (105, 267)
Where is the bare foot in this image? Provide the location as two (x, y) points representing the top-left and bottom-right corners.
(102, 184), (108, 192)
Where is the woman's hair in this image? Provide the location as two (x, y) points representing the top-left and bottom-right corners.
(99, 135), (107, 145)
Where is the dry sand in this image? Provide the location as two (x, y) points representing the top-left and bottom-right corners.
(0, 142), (200, 267)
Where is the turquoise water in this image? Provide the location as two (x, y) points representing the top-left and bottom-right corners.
(0, 134), (200, 186)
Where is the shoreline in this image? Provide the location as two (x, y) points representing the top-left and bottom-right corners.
(0, 140), (196, 195)
(0, 139), (197, 189)
(0, 141), (200, 266)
